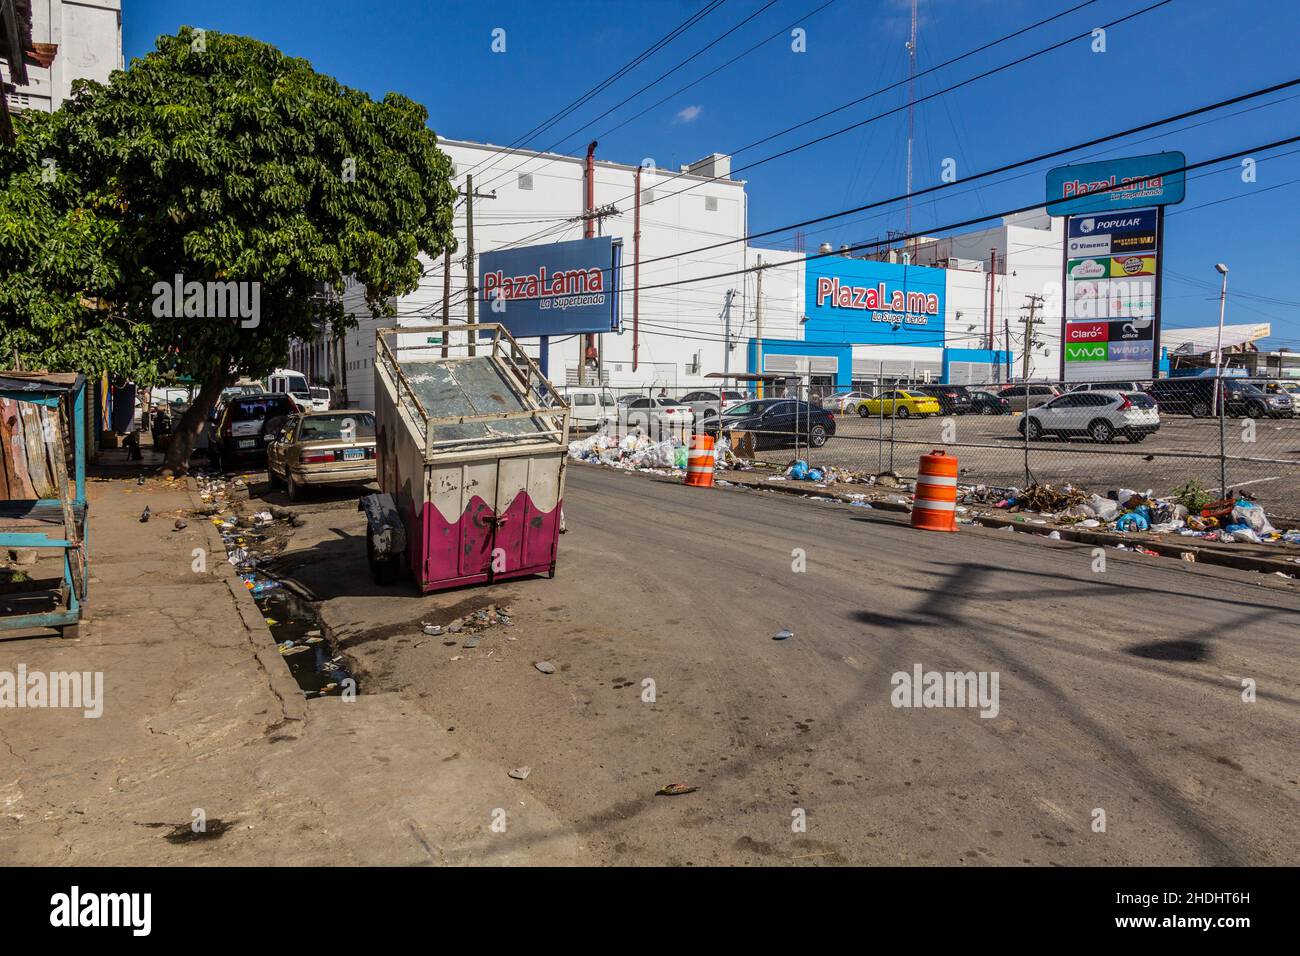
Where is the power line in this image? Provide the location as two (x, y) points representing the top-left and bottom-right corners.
(476, 0), (786, 194)
(454, 0), (728, 183)
(469, 0), (1161, 255)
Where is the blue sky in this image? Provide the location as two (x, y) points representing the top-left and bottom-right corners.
(124, 0), (1300, 345)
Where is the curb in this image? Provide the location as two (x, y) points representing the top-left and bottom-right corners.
(184, 477), (308, 725)
(580, 462), (1299, 581)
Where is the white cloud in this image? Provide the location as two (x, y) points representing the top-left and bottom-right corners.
(674, 104), (702, 124)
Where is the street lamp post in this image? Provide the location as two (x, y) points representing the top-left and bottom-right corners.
(1214, 263), (1229, 495)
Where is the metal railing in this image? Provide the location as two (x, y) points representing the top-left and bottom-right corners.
(566, 375), (1300, 519)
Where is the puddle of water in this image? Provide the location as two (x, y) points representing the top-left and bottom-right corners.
(244, 571), (359, 698)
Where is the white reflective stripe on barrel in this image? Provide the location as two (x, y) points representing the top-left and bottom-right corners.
(917, 474), (957, 487)
(911, 498), (956, 510)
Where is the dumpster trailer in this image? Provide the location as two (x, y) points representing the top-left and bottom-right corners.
(360, 323), (570, 592)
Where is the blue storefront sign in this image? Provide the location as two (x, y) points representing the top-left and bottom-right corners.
(1046, 151), (1186, 216)
(478, 236), (621, 338)
(804, 257), (946, 346)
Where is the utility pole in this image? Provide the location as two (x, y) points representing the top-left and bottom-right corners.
(754, 256), (764, 398)
(1020, 294), (1045, 383)
(459, 174), (496, 357)
(441, 246), (451, 359)
(904, 0), (918, 260)
(720, 288), (736, 382)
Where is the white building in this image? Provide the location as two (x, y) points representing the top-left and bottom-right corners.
(305, 138), (804, 409)
(1, 0), (122, 115)
(297, 137), (1117, 407)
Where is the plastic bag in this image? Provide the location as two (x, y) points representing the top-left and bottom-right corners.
(1231, 500), (1275, 535)
(1116, 511), (1150, 532)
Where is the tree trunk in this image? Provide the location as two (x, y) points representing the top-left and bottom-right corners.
(162, 367), (230, 475)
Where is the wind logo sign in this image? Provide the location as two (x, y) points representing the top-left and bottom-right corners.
(152, 273), (260, 328)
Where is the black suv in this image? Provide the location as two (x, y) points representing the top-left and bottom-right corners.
(720, 399), (837, 449)
(1145, 378), (1293, 418)
(211, 393), (297, 471)
(912, 384), (972, 415)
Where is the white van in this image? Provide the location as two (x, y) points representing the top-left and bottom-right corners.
(267, 369), (313, 410)
(561, 387), (618, 432)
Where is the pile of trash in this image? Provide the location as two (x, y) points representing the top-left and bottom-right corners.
(567, 432), (750, 474)
(771, 459), (891, 486)
(966, 482), (1299, 546)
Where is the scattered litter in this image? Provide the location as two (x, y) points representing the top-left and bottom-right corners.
(422, 623), (442, 636)
(534, 661), (556, 674)
(1047, 531), (1061, 540)
(172, 518), (187, 531)
(508, 766), (531, 780)
(772, 628), (794, 641)
(463, 636), (480, 649)
(655, 783), (698, 796)
(139, 506), (151, 523)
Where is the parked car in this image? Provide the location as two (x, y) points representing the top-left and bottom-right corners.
(210, 393), (298, 471)
(1069, 380), (1149, 395)
(998, 383), (1062, 412)
(824, 390), (872, 413)
(1018, 391), (1159, 443)
(912, 384), (973, 415)
(854, 390), (941, 419)
(678, 389), (748, 424)
(1145, 378), (1292, 418)
(967, 390), (1012, 415)
(308, 386), (333, 412)
(267, 411), (377, 501)
(619, 397), (695, 435)
(720, 399), (836, 449)
(562, 386), (619, 432)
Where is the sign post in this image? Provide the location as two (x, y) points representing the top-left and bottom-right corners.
(1046, 152), (1185, 383)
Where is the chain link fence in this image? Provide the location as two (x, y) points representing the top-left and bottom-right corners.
(560, 375), (1300, 521)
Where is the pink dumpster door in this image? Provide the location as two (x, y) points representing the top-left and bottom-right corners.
(492, 455), (562, 577)
(424, 462), (496, 586)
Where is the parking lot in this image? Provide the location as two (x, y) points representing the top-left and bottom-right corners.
(762, 410), (1300, 516)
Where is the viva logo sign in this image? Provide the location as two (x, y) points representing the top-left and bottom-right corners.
(1065, 343), (1107, 362)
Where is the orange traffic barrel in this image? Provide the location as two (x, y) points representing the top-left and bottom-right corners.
(685, 434), (716, 488)
(911, 450), (958, 532)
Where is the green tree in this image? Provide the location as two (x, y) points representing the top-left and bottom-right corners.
(0, 27), (456, 472)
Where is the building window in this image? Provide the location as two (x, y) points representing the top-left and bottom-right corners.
(704, 196), (718, 212)
(518, 173), (533, 191)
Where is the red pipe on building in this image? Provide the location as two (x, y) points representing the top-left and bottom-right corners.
(583, 141), (599, 367)
(633, 164), (641, 372)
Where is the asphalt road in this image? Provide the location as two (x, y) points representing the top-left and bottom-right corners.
(269, 463), (1300, 866)
(758, 411), (1300, 513)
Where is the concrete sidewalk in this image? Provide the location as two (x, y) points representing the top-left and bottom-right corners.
(0, 451), (588, 865)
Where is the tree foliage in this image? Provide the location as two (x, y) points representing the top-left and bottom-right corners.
(0, 27), (456, 470)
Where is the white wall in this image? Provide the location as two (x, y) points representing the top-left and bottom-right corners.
(3, 0), (122, 114)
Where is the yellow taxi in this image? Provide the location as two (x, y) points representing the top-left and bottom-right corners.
(855, 389), (942, 419)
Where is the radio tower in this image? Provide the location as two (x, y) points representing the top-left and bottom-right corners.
(904, 0), (917, 258)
